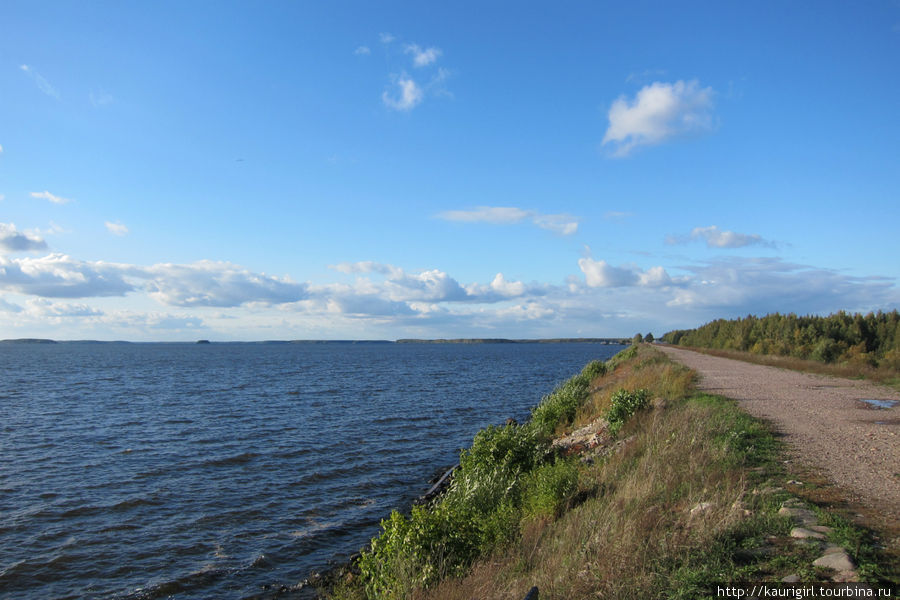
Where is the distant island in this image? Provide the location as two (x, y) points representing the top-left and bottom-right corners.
(0, 338), (57, 344)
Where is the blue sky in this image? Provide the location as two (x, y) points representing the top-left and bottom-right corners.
(1, 1), (899, 340)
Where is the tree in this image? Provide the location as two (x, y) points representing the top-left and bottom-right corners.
(645, 332), (655, 343)
(632, 333), (643, 345)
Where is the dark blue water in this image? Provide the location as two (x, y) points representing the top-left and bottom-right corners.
(0, 342), (623, 599)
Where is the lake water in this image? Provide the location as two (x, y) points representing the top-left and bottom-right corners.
(0, 341), (623, 599)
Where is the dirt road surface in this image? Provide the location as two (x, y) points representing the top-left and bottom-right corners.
(656, 345), (900, 523)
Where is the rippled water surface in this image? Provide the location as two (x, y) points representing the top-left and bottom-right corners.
(0, 341), (623, 599)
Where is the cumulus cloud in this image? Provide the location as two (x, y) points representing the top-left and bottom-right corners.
(20, 64), (60, 99)
(667, 225), (770, 249)
(0, 254), (134, 298)
(30, 190), (72, 204)
(105, 221), (129, 236)
(405, 43), (442, 67)
(379, 32), (395, 44)
(437, 206), (580, 236)
(26, 298), (103, 318)
(666, 257), (897, 315)
(382, 75), (424, 111)
(578, 257), (671, 288)
(144, 261), (308, 307)
(0, 223), (48, 253)
(603, 80), (715, 156)
(354, 45), (371, 55)
(328, 262), (541, 307)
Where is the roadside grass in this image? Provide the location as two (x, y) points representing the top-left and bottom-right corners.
(669, 344), (900, 389)
(331, 346), (895, 599)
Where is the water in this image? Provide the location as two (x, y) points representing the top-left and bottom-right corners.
(858, 398), (898, 410)
(0, 341), (622, 599)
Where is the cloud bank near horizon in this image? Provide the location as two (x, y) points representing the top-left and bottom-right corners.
(0, 245), (895, 340)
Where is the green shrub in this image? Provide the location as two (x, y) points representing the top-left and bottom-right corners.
(358, 503), (482, 598)
(530, 375), (590, 437)
(460, 423), (547, 475)
(522, 459), (580, 519)
(606, 388), (650, 435)
(581, 359), (607, 380)
(607, 345), (639, 370)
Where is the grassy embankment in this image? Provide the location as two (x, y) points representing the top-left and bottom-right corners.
(331, 345), (895, 599)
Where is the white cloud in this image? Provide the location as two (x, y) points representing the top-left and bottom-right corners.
(30, 190), (72, 205)
(0, 195), (4, 202)
(26, 298), (103, 318)
(578, 257), (671, 288)
(20, 64), (60, 99)
(531, 213), (579, 236)
(439, 206), (531, 224)
(382, 75), (424, 111)
(0, 144), (4, 153)
(329, 261), (398, 275)
(578, 258), (638, 287)
(144, 261), (307, 307)
(0, 254), (134, 298)
(0, 223), (48, 253)
(354, 46), (371, 55)
(488, 273), (526, 297)
(602, 80), (715, 156)
(675, 225), (769, 249)
(328, 262), (539, 306)
(438, 206), (579, 236)
(105, 221), (129, 236)
(379, 32), (395, 44)
(665, 257), (897, 315)
(404, 43), (442, 67)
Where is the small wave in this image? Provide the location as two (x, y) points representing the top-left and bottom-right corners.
(200, 452), (260, 468)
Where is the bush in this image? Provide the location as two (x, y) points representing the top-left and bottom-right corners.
(521, 459), (580, 519)
(606, 388), (650, 435)
(581, 359), (608, 381)
(530, 375), (590, 437)
(460, 423), (547, 475)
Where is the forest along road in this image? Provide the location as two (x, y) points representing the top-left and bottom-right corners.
(655, 345), (900, 528)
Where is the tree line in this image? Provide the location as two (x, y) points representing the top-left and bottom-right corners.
(661, 311), (900, 370)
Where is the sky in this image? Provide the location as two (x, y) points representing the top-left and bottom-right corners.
(1, 1), (899, 341)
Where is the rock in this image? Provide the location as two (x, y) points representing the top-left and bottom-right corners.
(813, 551), (855, 572)
(791, 527), (826, 540)
(781, 574), (801, 583)
(787, 479), (804, 485)
(832, 570), (859, 583)
(822, 544), (844, 555)
(778, 506), (818, 526)
(810, 525), (833, 534)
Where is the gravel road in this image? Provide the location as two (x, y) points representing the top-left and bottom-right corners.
(656, 345), (900, 520)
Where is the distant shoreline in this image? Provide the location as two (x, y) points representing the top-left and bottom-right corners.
(1, 337), (630, 345)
